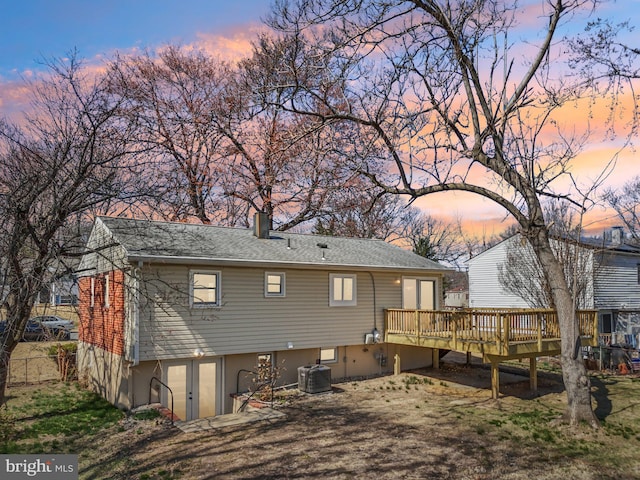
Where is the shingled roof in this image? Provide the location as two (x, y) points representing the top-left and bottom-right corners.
(94, 216), (447, 272)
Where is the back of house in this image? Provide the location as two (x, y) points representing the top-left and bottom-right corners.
(76, 215), (448, 420)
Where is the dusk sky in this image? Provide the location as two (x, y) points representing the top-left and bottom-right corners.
(0, 1), (271, 77)
(1, 1), (638, 238)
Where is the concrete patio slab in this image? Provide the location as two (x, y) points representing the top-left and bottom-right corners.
(175, 407), (286, 433)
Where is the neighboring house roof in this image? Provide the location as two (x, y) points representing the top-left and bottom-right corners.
(87, 216), (448, 272)
(468, 232), (640, 266)
(446, 286), (468, 293)
(579, 236), (640, 254)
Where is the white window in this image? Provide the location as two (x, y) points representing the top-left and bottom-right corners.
(265, 272), (285, 297)
(320, 347), (337, 364)
(104, 274), (110, 308)
(90, 277), (95, 308)
(191, 271), (221, 307)
(402, 277), (436, 310)
(330, 274), (357, 307)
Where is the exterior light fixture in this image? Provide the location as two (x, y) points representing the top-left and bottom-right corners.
(287, 342), (294, 349)
(193, 348), (205, 358)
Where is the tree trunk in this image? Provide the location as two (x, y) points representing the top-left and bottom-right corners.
(528, 229), (599, 427)
(0, 286), (39, 406)
(0, 327), (21, 406)
(0, 344), (15, 405)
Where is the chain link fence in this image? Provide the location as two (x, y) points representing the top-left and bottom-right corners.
(7, 352), (77, 385)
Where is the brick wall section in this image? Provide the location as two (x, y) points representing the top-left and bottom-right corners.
(79, 270), (126, 356)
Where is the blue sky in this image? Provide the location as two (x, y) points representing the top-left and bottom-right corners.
(0, 0), (638, 236)
(0, 0), (271, 78)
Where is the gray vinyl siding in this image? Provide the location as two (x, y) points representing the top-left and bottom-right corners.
(77, 219), (129, 275)
(594, 253), (640, 310)
(136, 264), (416, 361)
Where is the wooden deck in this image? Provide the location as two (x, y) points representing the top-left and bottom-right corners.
(385, 308), (599, 398)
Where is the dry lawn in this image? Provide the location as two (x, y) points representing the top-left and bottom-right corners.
(5, 348), (640, 480)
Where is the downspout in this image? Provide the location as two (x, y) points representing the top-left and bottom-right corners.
(369, 271), (386, 370)
(368, 271), (378, 331)
(131, 263), (141, 367)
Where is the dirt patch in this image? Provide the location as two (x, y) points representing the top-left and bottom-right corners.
(6, 352), (640, 479)
(77, 361), (639, 480)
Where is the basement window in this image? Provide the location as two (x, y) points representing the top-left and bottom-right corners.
(319, 347), (337, 364)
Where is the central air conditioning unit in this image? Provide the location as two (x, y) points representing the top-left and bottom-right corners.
(298, 365), (332, 394)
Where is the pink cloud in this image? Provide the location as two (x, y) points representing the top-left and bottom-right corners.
(0, 78), (33, 120)
(193, 26), (266, 62)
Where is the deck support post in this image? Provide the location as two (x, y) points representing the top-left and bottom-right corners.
(432, 348), (440, 369)
(537, 313), (543, 352)
(490, 359), (500, 399)
(529, 357), (538, 392)
(466, 352), (472, 366)
(394, 354), (401, 375)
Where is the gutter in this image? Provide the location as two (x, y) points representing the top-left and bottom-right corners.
(125, 254), (451, 273)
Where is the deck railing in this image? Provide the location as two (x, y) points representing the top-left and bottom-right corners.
(385, 308), (598, 353)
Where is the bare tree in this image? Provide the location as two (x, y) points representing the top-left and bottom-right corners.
(262, 0), (625, 426)
(110, 44), (347, 230)
(0, 54), (137, 405)
(498, 201), (596, 309)
(404, 214), (476, 268)
(109, 47), (235, 225)
(228, 38), (352, 231)
(603, 176), (640, 242)
(312, 179), (418, 239)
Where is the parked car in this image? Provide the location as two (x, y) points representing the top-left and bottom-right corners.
(22, 316), (74, 341)
(30, 315), (75, 331)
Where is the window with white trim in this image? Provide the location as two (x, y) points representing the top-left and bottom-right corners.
(265, 272), (285, 297)
(90, 277), (95, 308)
(320, 347), (337, 364)
(104, 274), (110, 308)
(329, 273), (357, 306)
(191, 271), (221, 307)
(402, 277), (436, 310)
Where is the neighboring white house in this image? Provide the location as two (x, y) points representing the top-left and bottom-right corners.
(444, 287), (468, 308)
(444, 271), (469, 308)
(36, 275), (78, 306)
(77, 215), (448, 420)
(468, 231), (640, 347)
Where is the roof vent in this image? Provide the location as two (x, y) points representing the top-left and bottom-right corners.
(253, 212), (270, 239)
